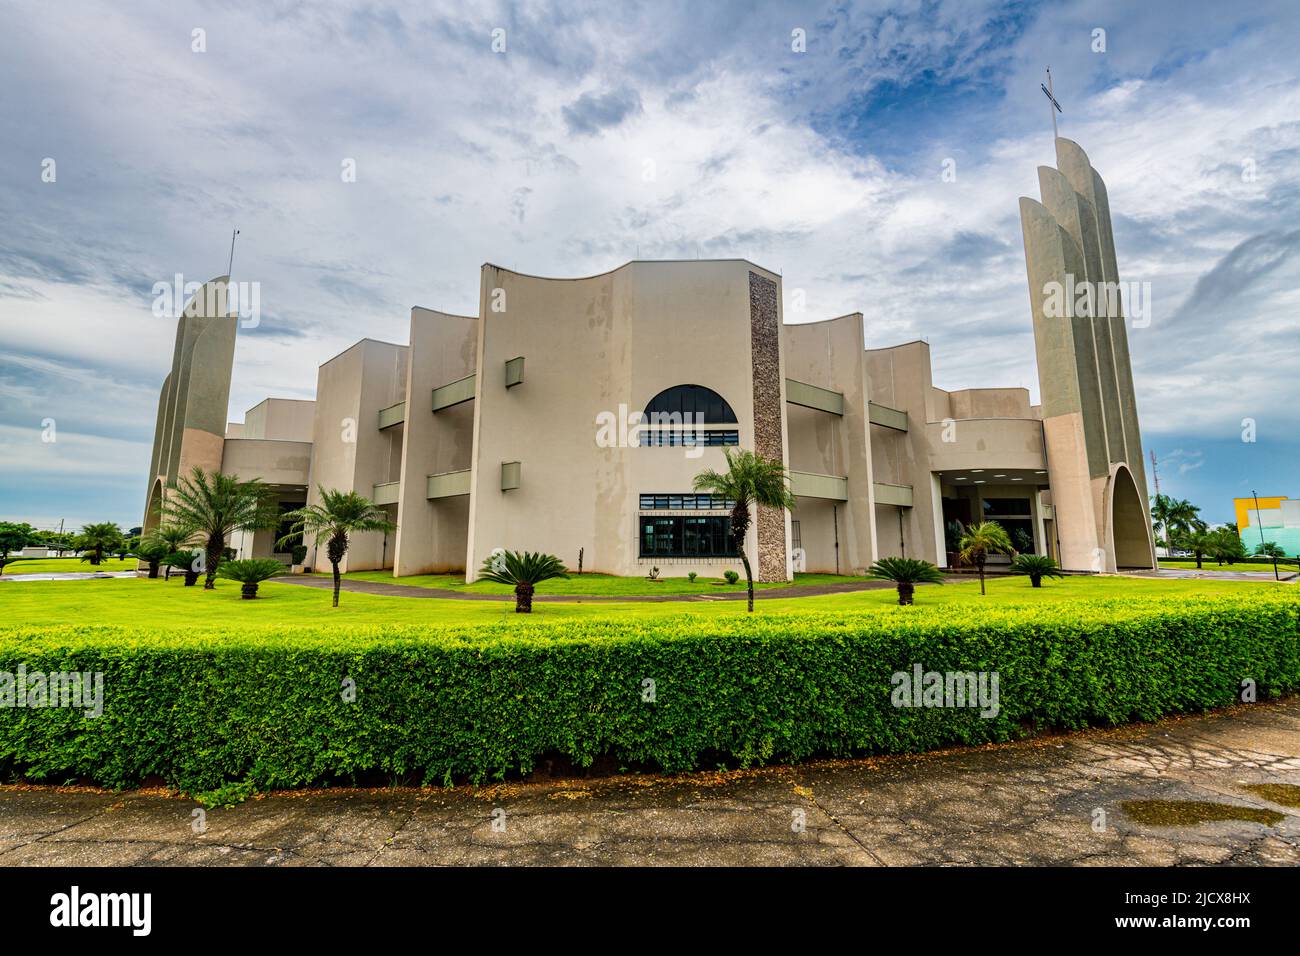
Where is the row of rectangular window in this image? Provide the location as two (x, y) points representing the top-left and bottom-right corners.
(639, 429), (739, 446)
(639, 494), (737, 510)
(639, 515), (733, 558)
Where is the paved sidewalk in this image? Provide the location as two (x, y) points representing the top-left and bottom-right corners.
(1124, 568), (1298, 583)
(0, 571), (136, 582)
(1, 699), (1297, 866)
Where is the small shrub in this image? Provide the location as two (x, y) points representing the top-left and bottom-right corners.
(865, 557), (946, 605)
(478, 550), (568, 613)
(1009, 554), (1064, 588)
(216, 558), (287, 598)
(687, 572), (698, 583)
(163, 549), (202, 586)
(723, 570), (740, 585)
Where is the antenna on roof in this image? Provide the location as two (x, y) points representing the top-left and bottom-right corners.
(226, 228), (240, 277)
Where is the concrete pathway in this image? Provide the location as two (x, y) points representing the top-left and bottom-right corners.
(1125, 567), (1297, 583)
(2, 698), (1296, 866)
(271, 574), (918, 602)
(0, 571), (136, 582)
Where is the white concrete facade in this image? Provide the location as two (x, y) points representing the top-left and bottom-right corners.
(141, 143), (1155, 577)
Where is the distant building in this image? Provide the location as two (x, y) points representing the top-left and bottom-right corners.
(1234, 496), (1300, 556)
(141, 138), (1156, 579)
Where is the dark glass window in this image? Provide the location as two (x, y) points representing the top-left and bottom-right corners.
(982, 497), (1031, 517)
(643, 384), (737, 424)
(640, 429), (738, 446)
(999, 519), (1037, 555)
(638, 515), (733, 557)
(639, 493), (737, 510)
(276, 501), (306, 552)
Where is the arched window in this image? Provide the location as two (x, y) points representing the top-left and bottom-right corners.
(643, 384), (737, 424)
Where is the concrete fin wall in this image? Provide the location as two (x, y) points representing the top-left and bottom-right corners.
(1018, 140), (1156, 571)
(393, 307), (478, 575)
(782, 313), (876, 573)
(141, 277), (237, 532)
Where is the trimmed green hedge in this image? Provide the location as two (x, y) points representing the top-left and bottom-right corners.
(1, 594), (1298, 793)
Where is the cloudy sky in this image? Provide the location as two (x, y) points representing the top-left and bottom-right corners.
(1, 0), (1297, 529)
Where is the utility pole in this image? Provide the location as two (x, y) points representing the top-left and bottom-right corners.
(1149, 450), (1164, 553)
(1251, 489), (1276, 579)
(1252, 490), (1267, 551)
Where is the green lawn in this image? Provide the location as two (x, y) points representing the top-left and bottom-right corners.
(343, 569), (858, 595)
(0, 572), (1289, 632)
(1, 556), (138, 575)
(1159, 559), (1297, 574)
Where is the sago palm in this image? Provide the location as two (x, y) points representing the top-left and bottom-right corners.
(865, 557), (945, 605)
(162, 467), (279, 590)
(146, 523), (194, 580)
(478, 550), (569, 613)
(131, 540), (170, 579)
(163, 549), (203, 586)
(1008, 553), (1063, 588)
(692, 448), (796, 612)
(957, 520), (1015, 595)
(77, 522), (125, 567)
(279, 488), (396, 608)
(217, 558), (286, 599)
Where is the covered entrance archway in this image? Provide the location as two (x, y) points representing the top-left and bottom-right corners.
(1109, 464), (1154, 570)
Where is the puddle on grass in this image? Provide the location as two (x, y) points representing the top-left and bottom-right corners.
(1120, 800), (1283, 827)
(1239, 783), (1300, 807)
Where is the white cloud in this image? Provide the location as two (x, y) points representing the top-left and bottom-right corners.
(1, 0), (1298, 521)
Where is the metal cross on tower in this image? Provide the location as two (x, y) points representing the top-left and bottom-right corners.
(1041, 67), (1062, 141)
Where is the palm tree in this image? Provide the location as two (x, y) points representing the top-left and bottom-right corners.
(279, 488), (396, 607)
(1206, 527), (1246, 566)
(865, 557), (945, 605)
(1176, 529), (1217, 569)
(163, 549), (203, 586)
(162, 467), (279, 590)
(131, 540), (170, 578)
(957, 520), (1015, 595)
(147, 523), (194, 580)
(1255, 541), (1284, 581)
(76, 522), (125, 566)
(217, 558), (287, 599)
(1164, 497), (1206, 547)
(478, 550), (569, 613)
(1009, 553), (1064, 588)
(692, 448), (796, 612)
(1149, 493), (1173, 550)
